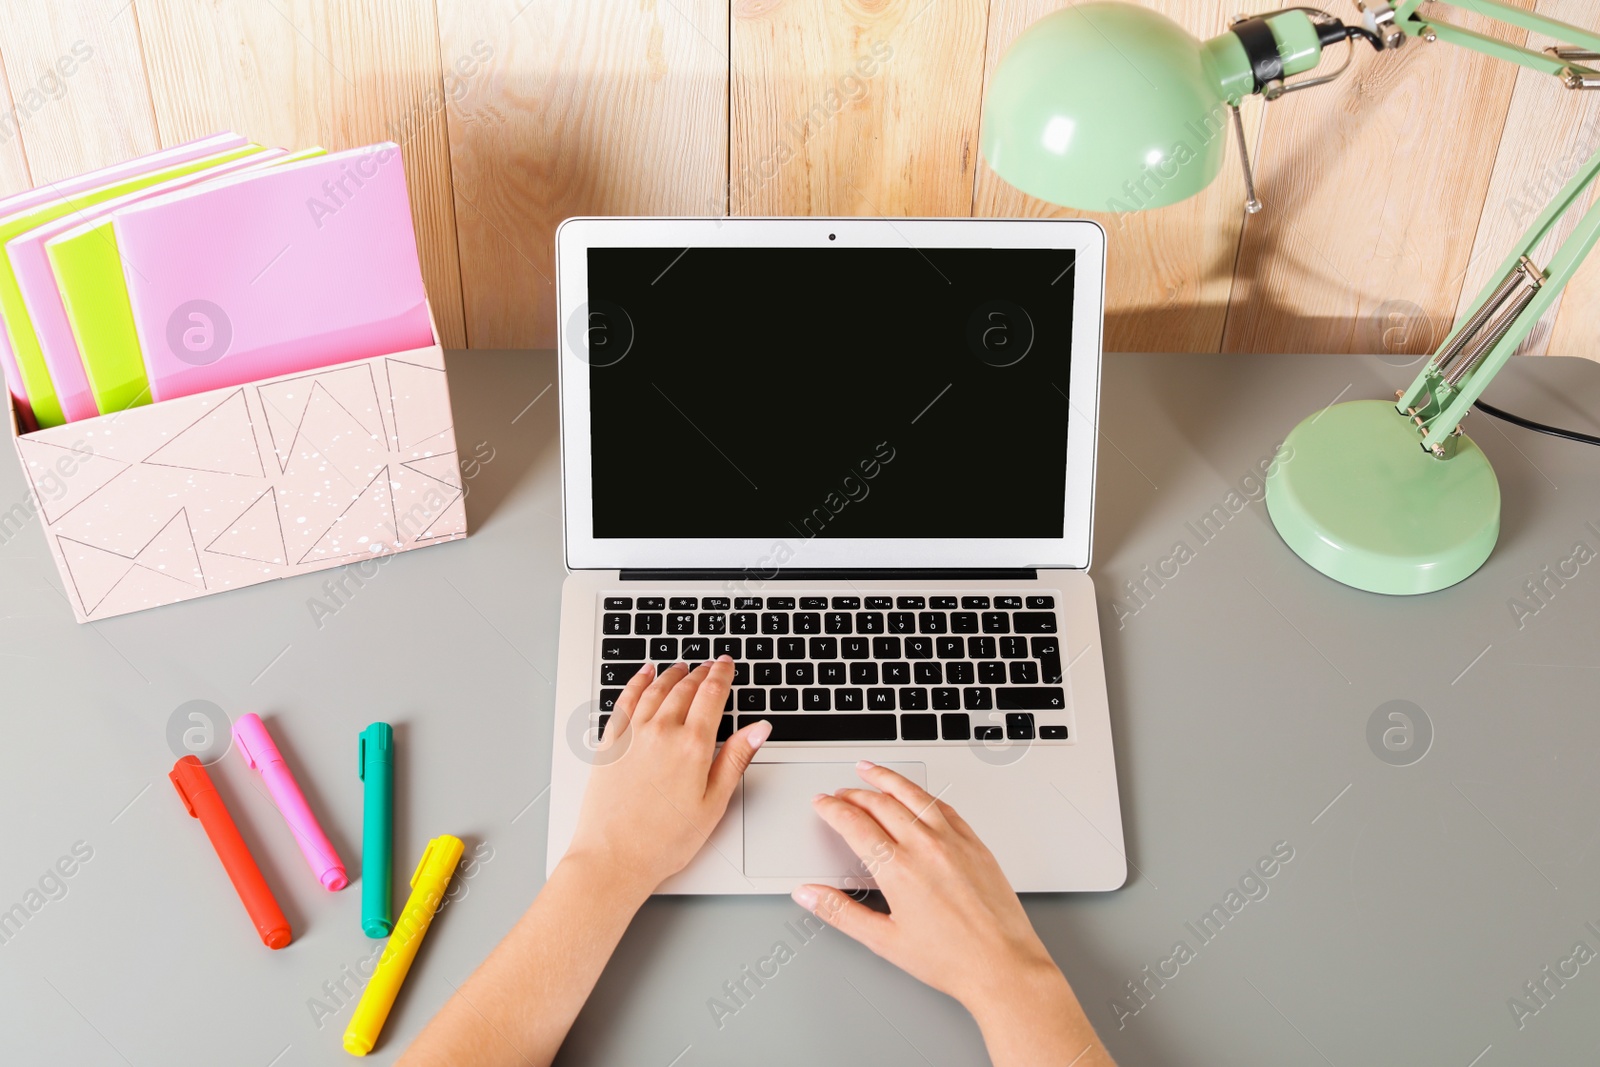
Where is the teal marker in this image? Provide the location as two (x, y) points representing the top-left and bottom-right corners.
(358, 722), (394, 937)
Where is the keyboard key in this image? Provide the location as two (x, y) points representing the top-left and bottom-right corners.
(647, 638), (677, 660)
(794, 613), (821, 634)
(825, 612), (854, 634)
(697, 613), (727, 634)
(967, 636), (996, 659)
(771, 688), (799, 711)
(865, 596), (893, 609)
(654, 662), (675, 674)
(1000, 637), (1028, 659)
(1006, 712), (1036, 740)
(755, 663), (782, 685)
(831, 596), (860, 609)
(918, 612), (947, 634)
(905, 636), (933, 659)
(800, 597), (828, 610)
(778, 638), (805, 659)
(961, 596), (990, 609)
(786, 663), (815, 686)
(963, 687), (993, 710)
(995, 596), (1022, 609)
(1026, 596), (1055, 609)
(761, 613), (790, 634)
(950, 612), (978, 633)
(941, 712), (970, 740)
(768, 597), (796, 610)
(670, 596), (698, 610)
(946, 662), (974, 685)
(1040, 724), (1069, 739)
(850, 662), (879, 685)
(713, 637), (741, 659)
(873, 637), (902, 659)
(883, 662), (910, 685)
(747, 637), (774, 659)
(682, 638), (710, 661)
(603, 597), (633, 610)
(978, 661), (1007, 684)
(899, 687), (929, 710)
(1009, 661), (1040, 685)
(601, 662), (642, 686)
(733, 663), (750, 686)
(704, 597), (730, 610)
(819, 661), (846, 685)
(855, 612), (885, 634)
(932, 686), (960, 710)
(743, 714), (896, 742)
(1032, 637), (1063, 684)
(896, 596), (925, 609)
(809, 637), (838, 659)
(597, 714), (610, 738)
(732, 612), (758, 634)
(841, 637), (870, 659)
(635, 613), (663, 635)
(930, 596), (958, 609)
(901, 713), (937, 741)
(718, 716), (735, 741)
(735, 597), (762, 609)
(738, 689), (767, 711)
(603, 613), (630, 635)
(888, 612), (916, 634)
(914, 662), (942, 684)
(974, 725), (1003, 741)
(1013, 612), (1057, 633)
(981, 612), (1010, 633)
(599, 688), (623, 711)
(803, 688), (831, 710)
(638, 597), (666, 610)
(997, 687), (1066, 710)
(867, 688), (897, 710)
(936, 637), (964, 659)
(602, 638), (646, 660)
(835, 687), (864, 710)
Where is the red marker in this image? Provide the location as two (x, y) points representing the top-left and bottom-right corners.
(169, 755), (292, 949)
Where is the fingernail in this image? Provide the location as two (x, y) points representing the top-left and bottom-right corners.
(718, 654), (733, 663)
(791, 886), (818, 910)
(747, 719), (772, 749)
(856, 759), (876, 771)
(675, 661), (688, 671)
(812, 792), (830, 804)
(635, 662), (654, 677)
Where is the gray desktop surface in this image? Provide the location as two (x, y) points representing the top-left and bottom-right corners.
(2, 350), (1598, 1066)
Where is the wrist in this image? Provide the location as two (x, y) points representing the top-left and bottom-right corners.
(556, 844), (658, 910)
(964, 953), (1075, 1031)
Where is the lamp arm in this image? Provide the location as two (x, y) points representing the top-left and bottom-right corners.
(1391, 0), (1600, 82)
(1395, 139), (1600, 454)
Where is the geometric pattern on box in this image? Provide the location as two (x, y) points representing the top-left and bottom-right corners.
(7, 327), (466, 622)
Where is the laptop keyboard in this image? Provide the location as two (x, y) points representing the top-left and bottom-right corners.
(594, 593), (1071, 745)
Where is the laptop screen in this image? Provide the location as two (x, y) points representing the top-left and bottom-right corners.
(585, 246), (1076, 540)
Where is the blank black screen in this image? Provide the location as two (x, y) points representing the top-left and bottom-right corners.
(586, 246), (1074, 539)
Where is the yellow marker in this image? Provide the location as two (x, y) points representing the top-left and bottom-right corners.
(343, 835), (464, 1056)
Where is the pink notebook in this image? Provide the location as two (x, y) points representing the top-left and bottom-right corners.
(114, 143), (433, 402)
(10, 148), (286, 423)
(0, 132), (245, 423)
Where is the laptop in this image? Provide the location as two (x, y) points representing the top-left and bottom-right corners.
(546, 217), (1126, 894)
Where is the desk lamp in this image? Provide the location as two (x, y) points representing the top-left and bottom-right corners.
(981, 2), (1600, 594)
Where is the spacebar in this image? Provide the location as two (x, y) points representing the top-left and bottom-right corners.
(738, 714), (897, 741)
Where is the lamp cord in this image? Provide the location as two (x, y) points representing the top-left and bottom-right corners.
(1473, 399), (1600, 447)
(1342, 23), (1385, 50)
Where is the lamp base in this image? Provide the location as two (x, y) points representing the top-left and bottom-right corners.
(1265, 399), (1500, 595)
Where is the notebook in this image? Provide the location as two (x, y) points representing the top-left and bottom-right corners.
(0, 132), (246, 429)
(113, 142), (434, 403)
(50, 148), (328, 417)
(0, 142), (264, 428)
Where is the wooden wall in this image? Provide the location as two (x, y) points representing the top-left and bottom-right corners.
(1, 0), (1596, 356)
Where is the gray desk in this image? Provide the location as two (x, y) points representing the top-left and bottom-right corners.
(4, 351), (1599, 1066)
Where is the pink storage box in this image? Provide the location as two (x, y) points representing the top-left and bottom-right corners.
(7, 311), (467, 622)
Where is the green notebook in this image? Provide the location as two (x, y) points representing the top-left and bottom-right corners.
(49, 146), (327, 417)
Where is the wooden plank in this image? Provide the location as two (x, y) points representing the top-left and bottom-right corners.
(0, 0), (159, 185)
(1222, 2), (1533, 358)
(134, 0), (468, 348)
(731, 0), (988, 217)
(973, 1), (1263, 354)
(436, 0), (728, 349)
(0, 46), (36, 198)
(1453, 0), (1600, 359)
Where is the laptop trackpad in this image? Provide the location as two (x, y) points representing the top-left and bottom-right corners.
(742, 762), (927, 879)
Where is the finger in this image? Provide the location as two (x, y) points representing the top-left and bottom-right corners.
(856, 761), (949, 830)
(812, 793), (894, 868)
(935, 799), (981, 843)
(654, 660), (713, 726)
(791, 884), (894, 955)
(833, 787), (922, 843)
(705, 719), (772, 807)
(610, 661), (656, 720)
(631, 662), (689, 725)
(685, 656), (736, 734)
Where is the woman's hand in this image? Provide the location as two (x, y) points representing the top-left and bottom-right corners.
(793, 762), (1113, 1066)
(566, 658), (771, 899)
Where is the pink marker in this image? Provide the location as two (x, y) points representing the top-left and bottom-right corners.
(232, 713), (348, 890)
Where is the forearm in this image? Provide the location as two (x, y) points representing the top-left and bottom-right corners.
(969, 963), (1115, 1067)
(399, 851), (650, 1067)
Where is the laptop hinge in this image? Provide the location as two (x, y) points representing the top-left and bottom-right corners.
(620, 568), (1039, 582)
